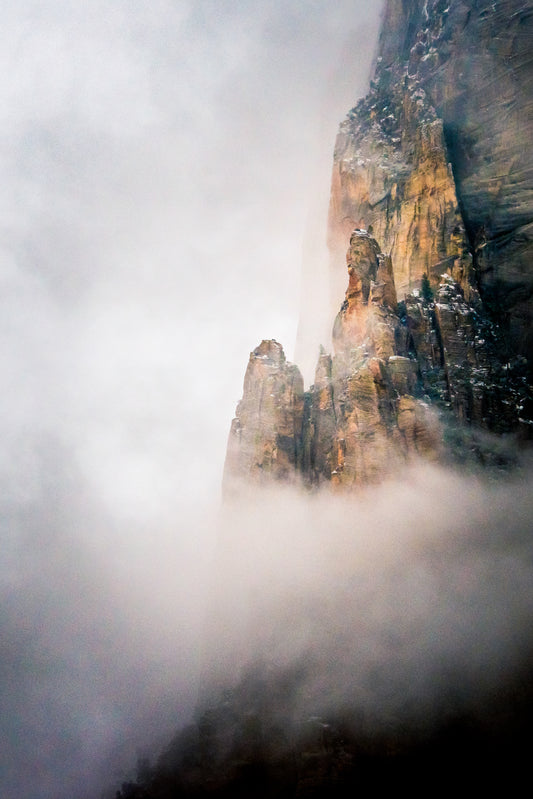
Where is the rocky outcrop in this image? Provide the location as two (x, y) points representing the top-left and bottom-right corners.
(224, 0), (533, 493)
(225, 224), (530, 491)
(302, 229), (442, 489)
(223, 232), (434, 492)
(328, 90), (470, 308)
(108, 6), (533, 797)
(328, 0), (533, 371)
(223, 340), (304, 493)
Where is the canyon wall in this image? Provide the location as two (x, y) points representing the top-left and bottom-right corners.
(329, 0), (533, 362)
(224, 0), (533, 493)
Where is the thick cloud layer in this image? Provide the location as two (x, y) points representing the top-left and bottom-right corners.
(0, 3), (383, 798)
(206, 463), (533, 732)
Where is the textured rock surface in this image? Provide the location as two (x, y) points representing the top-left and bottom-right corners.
(328, 0), (533, 368)
(223, 340), (304, 493)
(303, 229), (442, 488)
(225, 240), (530, 492)
(224, 0), (533, 493)
(110, 6), (533, 797)
(225, 233), (445, 491)
(328, 96), (470, 307)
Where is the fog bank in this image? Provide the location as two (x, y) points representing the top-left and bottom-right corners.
(0, 3), (383, 798)
(204, 462), (533, 732)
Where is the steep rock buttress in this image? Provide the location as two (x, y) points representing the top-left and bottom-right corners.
(328, 0), (533, 372)
(224, 0), (533, 494)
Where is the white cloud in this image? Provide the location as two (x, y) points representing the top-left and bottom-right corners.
(0, 3), (385, 797)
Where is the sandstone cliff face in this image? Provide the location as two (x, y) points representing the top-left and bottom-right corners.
(329, 0), (533, 368)
(225, 241), (530, 494)
(329, 92), (470, 308)
(224, 340), (304, 492)
(302, 229), (442, 489)
(224, 1), (533, 493)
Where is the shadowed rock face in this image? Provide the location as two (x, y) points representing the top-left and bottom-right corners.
(329, 0), (533, 366)
(224, 1), (533, 493)
(115, 657), (533, 798)
(224, 229), (443, 492)
(224, 231), (529, 491)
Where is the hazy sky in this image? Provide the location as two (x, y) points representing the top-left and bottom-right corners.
(0, 3), (384, 797)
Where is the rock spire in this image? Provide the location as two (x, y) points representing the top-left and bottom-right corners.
(224, 0), (533, 493)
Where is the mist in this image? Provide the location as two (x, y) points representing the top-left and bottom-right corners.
(206, 463), (533, 731)
(0, 2), (385, 798)
(5, 2), (532, 797)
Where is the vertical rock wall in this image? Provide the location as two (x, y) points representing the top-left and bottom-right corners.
(328, 0), (533, 368)
(223, 340), (304, 494)
(224, 1), (533, 493)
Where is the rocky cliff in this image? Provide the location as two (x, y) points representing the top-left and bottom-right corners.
(329, 0), (533, 369)
(109, 5), (533, 797)
(224, 0), (533, 494)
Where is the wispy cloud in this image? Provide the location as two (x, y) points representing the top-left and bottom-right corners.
(0, 3), (383, 797)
